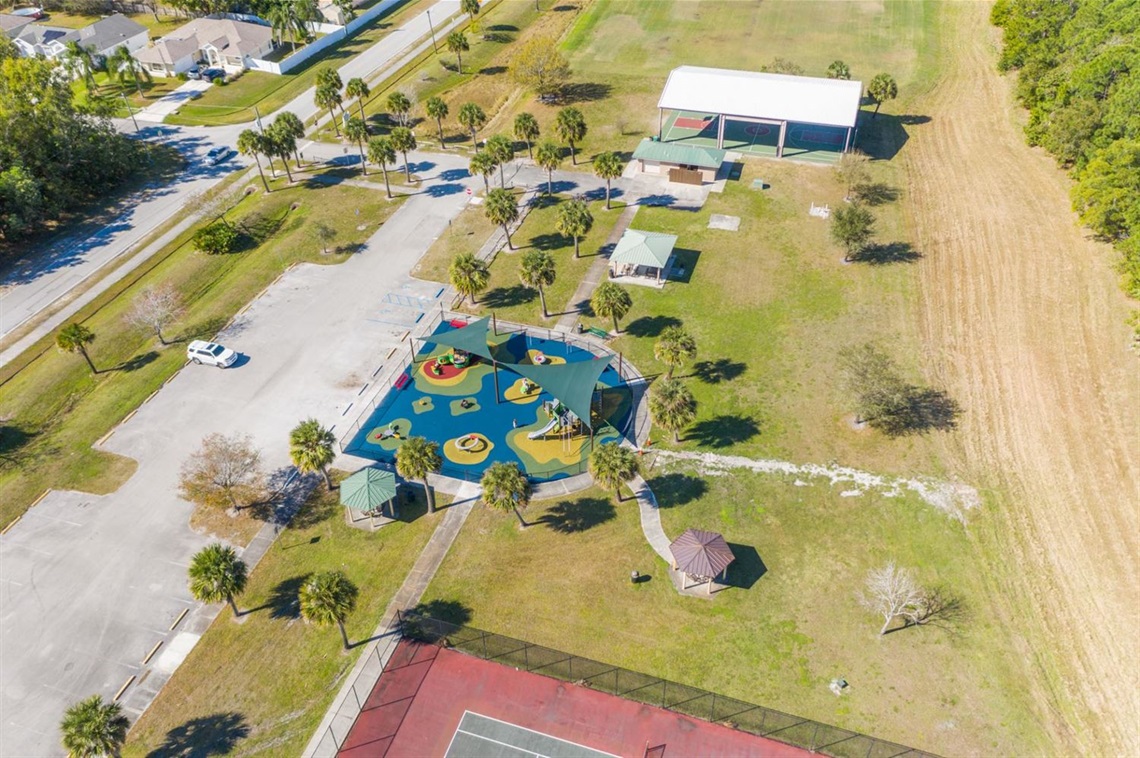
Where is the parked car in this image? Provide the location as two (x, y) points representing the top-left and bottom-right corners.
(202, 68), (225, 82)
(186, 66), (201, 80)
(187, 340), (238, 368)
(206, 146), (232, 166)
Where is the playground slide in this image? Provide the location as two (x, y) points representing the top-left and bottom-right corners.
(527, 416), (561, 440)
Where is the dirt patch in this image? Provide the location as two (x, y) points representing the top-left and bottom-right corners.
(903, 4), (1140, 752)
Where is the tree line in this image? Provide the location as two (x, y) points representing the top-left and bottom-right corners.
(0, 38), (147, 244)
(991, 0), (1139, 305)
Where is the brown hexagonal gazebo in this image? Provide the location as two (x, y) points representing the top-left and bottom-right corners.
(669, 528), (735, 594)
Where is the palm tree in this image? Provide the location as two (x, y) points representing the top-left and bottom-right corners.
(389, 126), (417, 180)
(395, 436), (442, 513)
(368, 136), (396, 198)
(514, 112), (539, 160)
(293, 0), (320, 46)
(868, 72), (898, 117)
(56, 323), (97, 374)
(480, 461), (531, 527)
(457, 102), (486, 150)
(273, 111), (306, 167)
(554, 107), (587, 165)
(345, 116), (369, 176)
(588, 442), (640, 503)
(535, 140), (561, 193)
(315, 83), (343, 136)
(299, 570), (358, 650)
(446, 31), (469, 74)
(188, 543), (249, 617)
(485, 134), (514, 187)
(469, 151), (496, 193)
(109, 46), (150, 96)
(238, 129), (270, 192)
(591, 281), (632, 333)
(555, 198), (592, 258)
(827, 59), (851, 80)
(519, 250), (556, 317)
(649, 378), (697, 443)
(290, 418), (336, 489)
(345, 76), (370, 123)
(425, 96), (449, 148)
(593, 151), (624, 210)
(484, 188), (519, 249)
(62, 41), (96, 92)
(266, 122), (296, 183)
(386, 91), (412, 127)
(60, 695), (129, 758)
(450, 252), (489, 305)
(654, 325), (697, 379)
(267, 1), (292, 49)
(461, 0), (480, 29)
(316, 66), (344, 93)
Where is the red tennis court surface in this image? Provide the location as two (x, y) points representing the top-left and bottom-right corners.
(673, 116), (715, 130)
(338, 639), (811, 757)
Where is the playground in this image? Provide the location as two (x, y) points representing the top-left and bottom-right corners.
(346, 319), (633, 482)
(660, 109), (850, 164)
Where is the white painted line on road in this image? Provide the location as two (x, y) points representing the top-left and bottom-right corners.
(1, 578), (24, 586)
(5, 543), (53, 556)
(21, 510), (83, 527)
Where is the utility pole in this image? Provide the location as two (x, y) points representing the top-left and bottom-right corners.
(121, 91), (139, 133)
(426, 9), (437, 52)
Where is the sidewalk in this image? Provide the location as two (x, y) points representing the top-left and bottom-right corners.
(302, 480), (481, 757)
(554, 203), (640, 333)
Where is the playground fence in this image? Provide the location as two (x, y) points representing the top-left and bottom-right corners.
(338, 311), (652, 476)
(392, 612), (939, 758)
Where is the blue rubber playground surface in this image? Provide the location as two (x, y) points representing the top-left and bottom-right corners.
(345, 325), (632, 482)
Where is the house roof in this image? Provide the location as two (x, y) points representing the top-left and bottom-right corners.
(632, 138), (725, 170)
(134, 16), (271, 64)
(76, 14), (146, 54)
(658, 65), (863, 129)
(14, 23), (77, 48)
(610, 229), (678, 269)
(669, 529), (735, 579)
(0, 14), (34, 36)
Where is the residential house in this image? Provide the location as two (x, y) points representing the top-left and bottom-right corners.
(0, 13), (35, 39)
(11, 23), (77, 59)
(132, 17), (274, 77)
(9, 14), (146, 61)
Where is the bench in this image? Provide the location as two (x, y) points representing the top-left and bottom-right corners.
(585, 326), (610, 340)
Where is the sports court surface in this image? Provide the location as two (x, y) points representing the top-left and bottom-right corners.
(337, 639), (811, 757)
(660, 109), (848, 164)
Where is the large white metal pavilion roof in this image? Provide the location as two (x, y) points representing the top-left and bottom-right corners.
(658, 66), (863, 129)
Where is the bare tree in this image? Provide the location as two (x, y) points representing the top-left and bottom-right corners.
(860, 561), (927, 635)
(187, 186), (246, 228)
(125, 285), (183, 345)
(178, 433), (266, 512)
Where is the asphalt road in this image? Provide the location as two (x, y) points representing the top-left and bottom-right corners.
(0, 149), (476, 756)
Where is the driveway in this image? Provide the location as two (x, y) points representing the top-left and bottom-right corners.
(0, 151), (476, 756)
(134, 80), (213, 123)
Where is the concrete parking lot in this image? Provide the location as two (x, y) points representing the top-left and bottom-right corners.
(0, 152), (476, 756)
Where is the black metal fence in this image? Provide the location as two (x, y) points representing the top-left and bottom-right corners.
(398, 612), (938, 758)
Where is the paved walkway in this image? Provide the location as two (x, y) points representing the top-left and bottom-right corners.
(302, 481), (480, 757)
(554, 203), (640, 333)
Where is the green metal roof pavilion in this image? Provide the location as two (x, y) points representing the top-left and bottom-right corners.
(610, 229), (678, 269)
(423, 318), (614, 427)
(632, 138), (726, 170)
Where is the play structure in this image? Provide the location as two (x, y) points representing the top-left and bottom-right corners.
(345, 317), (633, 482)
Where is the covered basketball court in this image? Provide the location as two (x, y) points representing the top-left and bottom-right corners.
(657, 66), (862, 164)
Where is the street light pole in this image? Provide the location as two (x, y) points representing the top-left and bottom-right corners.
(121, 91), (139, 133)
(426, 9), (437, 52)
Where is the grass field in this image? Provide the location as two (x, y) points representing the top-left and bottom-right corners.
(165, 0), (430, 126)
(413, 195), (616, 324)
(420, 472), (1044, 756)
(123, 476), (446, 756)
(0, 181), (405, 530)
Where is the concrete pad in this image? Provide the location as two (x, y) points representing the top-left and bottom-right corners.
(708, 214), (741, 231)
(153, 632), (201, 675)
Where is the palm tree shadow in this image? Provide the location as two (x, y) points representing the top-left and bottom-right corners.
(242, 575), (308, 619)
(535, 497), (614, 533)
(649, 473), (707, 508)
(624, 315), (682, 338)
(147, 711), (250, 757)
(482, 284), (535, 309)
(688, 415), (760, 447)
(691, 358), (746, 384)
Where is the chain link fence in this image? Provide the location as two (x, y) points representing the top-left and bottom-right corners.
(398, 612), (939, 758)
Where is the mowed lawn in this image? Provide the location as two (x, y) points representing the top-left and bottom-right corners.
(0, 180), (405, 529)
(124, 478), (445, 756)
(420, 468), (1044, 756)
(489, 0), (937, 161)
(413, 194), (617, 324)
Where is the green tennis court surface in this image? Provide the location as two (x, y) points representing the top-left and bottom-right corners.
(446, 712), (618, 758)
(660, 109), (847, 164)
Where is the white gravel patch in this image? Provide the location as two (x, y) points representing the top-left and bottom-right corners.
(655, 450), (980, 523)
